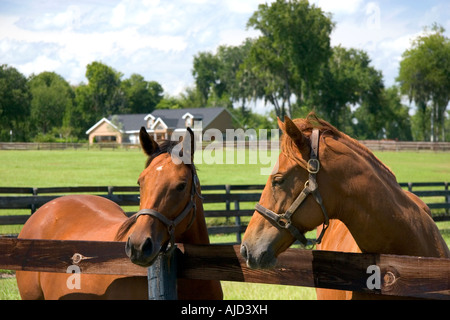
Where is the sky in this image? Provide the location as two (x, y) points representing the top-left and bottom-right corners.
(1, 0), (449, 113)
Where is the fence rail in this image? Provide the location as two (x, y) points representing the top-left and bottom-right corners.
(0, 183), (449, 242)
(2, 140), (450, 151)
(360, 140), (450, 151)
(0, 237), (449, 299)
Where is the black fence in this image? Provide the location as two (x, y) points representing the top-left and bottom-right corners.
(0, 182), (449, 243)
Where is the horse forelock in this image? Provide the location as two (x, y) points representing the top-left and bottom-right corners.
(115, 214), (138, 241)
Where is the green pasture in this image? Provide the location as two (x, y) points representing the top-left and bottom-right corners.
(0, 148), (449, 300)
(1, 148), (449, 187)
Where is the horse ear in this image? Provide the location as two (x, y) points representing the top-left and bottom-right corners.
(277, 117), (286, 132)
(284, 116), (308, 153)
(139, 127), (159, 156)
(182, 127), (195, 163)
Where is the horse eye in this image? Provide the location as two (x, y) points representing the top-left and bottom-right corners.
(176, 182), (187, 192)
(272, 175), (284, 187)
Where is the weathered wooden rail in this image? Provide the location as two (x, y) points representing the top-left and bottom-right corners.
(0, 237), (449, 300)
(2, 140), (450, 151)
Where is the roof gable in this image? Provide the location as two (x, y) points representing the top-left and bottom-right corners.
(85, 118), (120, 134)
(150, 107), (226, 129)
(87, 107), (230, 135)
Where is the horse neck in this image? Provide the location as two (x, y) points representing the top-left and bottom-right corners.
(176, 196), (210, 245)
(329, 139), (449, 258)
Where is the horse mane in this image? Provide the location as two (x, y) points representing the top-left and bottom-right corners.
(115, 139), (195, 241)
(282, 112), (396, 181)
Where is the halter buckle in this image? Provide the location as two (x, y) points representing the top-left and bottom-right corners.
(307, 159), (320, 174)
(276, 216), (291, 229)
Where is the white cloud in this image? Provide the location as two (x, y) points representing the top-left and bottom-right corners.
(20, 55), (62, 76)
(1, 0), (448, 98)
(110, 3), (127, 28)
(313, 0), (363, 15)
(225, 0), (265, 14)
(218, 28), (260, 47)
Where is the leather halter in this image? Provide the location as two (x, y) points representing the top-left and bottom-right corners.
(254, 128), (330, 247)
(135, 168), (202, 254)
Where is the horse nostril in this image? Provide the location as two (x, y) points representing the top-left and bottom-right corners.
(141, 237), (153, 256)
(125, 237), (133, 258)
(240, 243), (248, 260)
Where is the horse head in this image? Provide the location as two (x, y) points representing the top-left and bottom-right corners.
(241, 114), (340, 269)
(119, 127), (201, 267)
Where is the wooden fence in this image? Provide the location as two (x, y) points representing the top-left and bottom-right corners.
(2, 140), (450, 151)
(0, 237), (449, 300)
(0, 182), (449, 242)
(360, 140), (450, 152)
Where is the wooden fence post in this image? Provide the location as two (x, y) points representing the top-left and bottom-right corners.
(147, 247), (178, 300)
(234, 199), (241, 244)
(445, 182), (449, 215)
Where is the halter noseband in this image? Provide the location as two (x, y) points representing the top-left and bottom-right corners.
(254, 128), (330, 247)
(135, 168), (202, 254)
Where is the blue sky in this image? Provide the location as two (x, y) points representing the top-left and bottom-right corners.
(1, 0), (449, 112)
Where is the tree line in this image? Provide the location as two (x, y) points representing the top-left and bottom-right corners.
(191, 1), (449, 141)
(0, 61), (164, 142)
(0, 0), (448, 142)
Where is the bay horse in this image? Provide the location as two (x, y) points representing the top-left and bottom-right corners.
(16, 127), (223, 300)
(240, 113), (449, 299)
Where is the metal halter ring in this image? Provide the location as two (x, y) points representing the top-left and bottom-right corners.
(307, 158), (320, 174)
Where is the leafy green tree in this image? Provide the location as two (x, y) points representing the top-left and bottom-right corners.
(70, 83), (92, 139)
(192, 52), (220, 105)
(246, 0), (334, 117)
(314, 46), (366, 129)
(312, 46), (386, 136)
(382, 86), (412, 140)
(397, 24), (450, 141)
(177, 86), (204, 109)
(82, 61), (125, 125)
(121, 74), (163, 113)
(155, 95), (183, 110)
(354, 86), (412, 140)
(29, 72), (74, 135)
(0, 64), (31, 141)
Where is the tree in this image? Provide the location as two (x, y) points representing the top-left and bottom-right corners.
(353, 86), (412, 140)
(192, 40), (257, 113)
(28, 72), (74, 135)
(121, 74), (163, 113)
(246, 0), (334, 117)
(381, 86), (412, 141)
(0, 64), (31, 141)
(397, 24), (450, 141)
(314, 46), (367, 129)
(312, 46), (387, 136)
(82, 61), (125, 125)
(192, 52), (220, 105)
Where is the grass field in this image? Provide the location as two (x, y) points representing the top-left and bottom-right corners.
(0, 148), (449, 300)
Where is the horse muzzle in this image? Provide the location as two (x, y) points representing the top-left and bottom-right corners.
(240, 241), (277, 270)
(125, 236), (161, 267)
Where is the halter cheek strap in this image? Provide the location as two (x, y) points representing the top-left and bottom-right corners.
(255, 129), (330, 247)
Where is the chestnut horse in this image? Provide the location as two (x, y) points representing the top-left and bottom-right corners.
(16, 128), (223, 300)
(241, 113), (449, 299)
